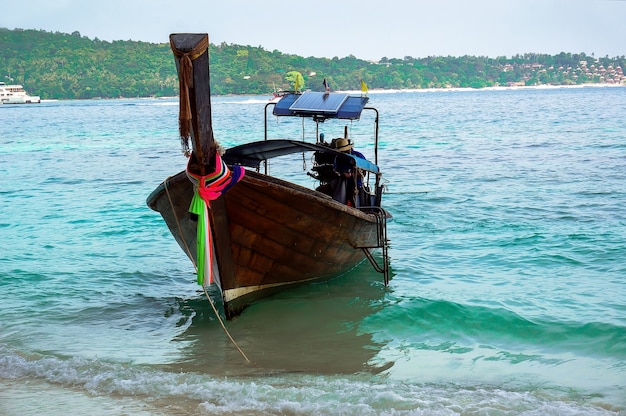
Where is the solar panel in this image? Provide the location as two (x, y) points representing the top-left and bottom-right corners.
(289, 92), (349, 113)
(272, 93), (370, 119)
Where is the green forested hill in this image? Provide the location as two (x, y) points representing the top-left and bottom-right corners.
(1, 28), (624, 99)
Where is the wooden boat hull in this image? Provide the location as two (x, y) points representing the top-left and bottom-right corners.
(148, 169), (381, 318)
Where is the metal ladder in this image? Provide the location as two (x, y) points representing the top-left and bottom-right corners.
(358, 206), (390, 285)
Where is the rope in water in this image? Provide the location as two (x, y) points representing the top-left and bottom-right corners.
(163, 175), (250, 364)
(202, 284), (251, 363)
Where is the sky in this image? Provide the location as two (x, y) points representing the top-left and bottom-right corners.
(2, 0), (625, 60)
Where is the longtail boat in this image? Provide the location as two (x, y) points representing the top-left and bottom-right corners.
(147, 34), (391, 319)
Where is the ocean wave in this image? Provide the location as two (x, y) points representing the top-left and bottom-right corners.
(0, 345), (621, 415)
(367, 298), (626, 357)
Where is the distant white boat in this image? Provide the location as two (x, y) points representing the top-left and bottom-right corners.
(0, 82), (41, 104)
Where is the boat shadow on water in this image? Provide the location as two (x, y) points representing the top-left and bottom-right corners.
(167, 261), (394, 376)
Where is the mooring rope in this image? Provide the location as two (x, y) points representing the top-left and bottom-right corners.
(164, 176), (194, 262)
(202, 284), (251, 363)
(163, 175), (250, 364)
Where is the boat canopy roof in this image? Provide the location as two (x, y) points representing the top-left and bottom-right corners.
(223, 139), (379, 173)
(273, 92), (370, 120)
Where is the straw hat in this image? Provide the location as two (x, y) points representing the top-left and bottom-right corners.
(334, 138), (352, 152)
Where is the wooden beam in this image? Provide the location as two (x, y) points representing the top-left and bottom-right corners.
(170, 33), (215, 175)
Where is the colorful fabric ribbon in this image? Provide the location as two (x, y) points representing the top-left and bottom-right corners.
(187, 152), (245, 285)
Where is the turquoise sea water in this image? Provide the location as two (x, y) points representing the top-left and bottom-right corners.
(1, 87), (625, 415)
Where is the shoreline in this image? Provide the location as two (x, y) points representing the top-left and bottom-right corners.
(339, 82), (626, 95)
(15, 83), (625, 103)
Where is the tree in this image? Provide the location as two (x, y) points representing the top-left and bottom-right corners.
(1, 28), (624, 99)
(285, 71), (304, 92)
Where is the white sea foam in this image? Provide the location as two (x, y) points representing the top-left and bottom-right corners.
(0, 345), (620, 415)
